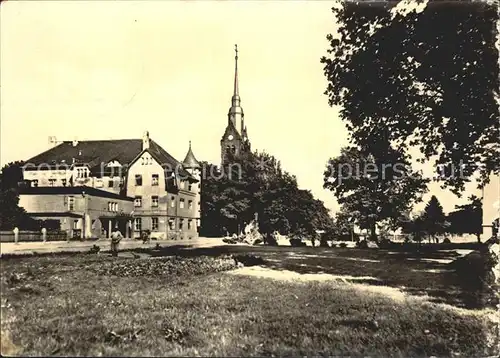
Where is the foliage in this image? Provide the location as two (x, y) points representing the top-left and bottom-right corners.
(422, 195), (448, 242)
(200, 151), (333, 239)
(88, 245), (101, 254)
(447, 195), (483, 241)
(324, 146), (428, 239)
(321, 1), (500, 195)
(0, 162), (39, 230)
(401, 212), (427, 244)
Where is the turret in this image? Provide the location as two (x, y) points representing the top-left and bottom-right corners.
(182, 141), (201, 172)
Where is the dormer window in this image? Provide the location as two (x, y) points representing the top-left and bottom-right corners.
(135, 175), (142, 186)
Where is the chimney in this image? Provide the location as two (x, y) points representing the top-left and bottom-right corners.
(48, 136), (57, 147)
(142, 131), (150, 150)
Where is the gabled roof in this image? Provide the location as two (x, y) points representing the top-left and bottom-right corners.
(26, 140), (142, 168)
(24, 138), (193, 178)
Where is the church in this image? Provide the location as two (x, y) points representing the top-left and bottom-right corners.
(220, 45), (252, 165)
(15, 45), (253, 240)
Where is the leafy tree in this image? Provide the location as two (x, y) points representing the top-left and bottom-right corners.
(321, 0), (499, 195)
(447, 194), (483, 242)
(401, 211), (427, 247)
(1, 161), (25, 191)
(0, 161), (36, 230)
(324, 146), (428, 240)
(200, 151), (333, 240)
(422, 195), (448, 243)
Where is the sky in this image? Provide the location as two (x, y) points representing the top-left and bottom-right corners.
(0, 0), (493, 216)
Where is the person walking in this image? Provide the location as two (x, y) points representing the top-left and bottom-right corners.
(110, 226), (123, 257)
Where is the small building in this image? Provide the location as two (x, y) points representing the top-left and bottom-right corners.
(20, 132), (201, 240)
(18, 186), (134, 239)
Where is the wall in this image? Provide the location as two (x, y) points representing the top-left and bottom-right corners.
(19, 193), (133, 238)
(0, 231), (68, 243)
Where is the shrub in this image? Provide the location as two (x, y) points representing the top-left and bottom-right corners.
(290, 238), (306, 247)
(92, 256), (239, 277)
(339, 242), (348, 248)
(378, 238), (396, 249)
(319, 238), (330, 247)
(356, 240), (369, 249)
(264, 234), (278, 246)
(331, 243), (338, 248)
(89, 245), (100, 254)
(450, 247), (499, 308)
(233, 254), (265, 266)
(443, 237), (451, 244)
(253, 238), (263, 245)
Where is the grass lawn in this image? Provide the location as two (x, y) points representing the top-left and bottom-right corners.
(1, 249), (498, 357)
(139, 244), (494, 309)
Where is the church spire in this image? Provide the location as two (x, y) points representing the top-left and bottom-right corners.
(228, 44), (244, 131)
(233, 44), (239, 97)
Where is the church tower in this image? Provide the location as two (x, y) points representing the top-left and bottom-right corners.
(221, 44), (251, 165)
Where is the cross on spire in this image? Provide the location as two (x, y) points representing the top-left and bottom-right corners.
(233, 44), (239, 97)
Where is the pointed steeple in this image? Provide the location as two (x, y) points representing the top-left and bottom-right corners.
(228, 44), (244, 132)
(183, 140), (201, 169)
(233, 44), (239, 98)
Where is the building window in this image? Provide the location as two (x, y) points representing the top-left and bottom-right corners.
(62, 179), (67, 187)
(73, 220), (79, 229)
(168, 218), (175, 230)
(171, 196), (175, 208)
(152, 217), (159, 231)
(108, 202), (112, 211)
(108, 180), (114, 188)
(32, 180), (38, 187)
(152, 196), (159, 207)
(135, 174), (142, 186)
(188, 183), (193, 191)
(134, 196), (142, 207)
(114, 203), (118, 212)
(134, 218), (142, 231)
(179, 198), (185, 209)
(152, 174), (159, 186)
(188, 219), (192, 230)
(188, 200), (193, 210)
(179, 219), (184, 230)
(48, 178), (56, 186)
(68, 196), (75, 211)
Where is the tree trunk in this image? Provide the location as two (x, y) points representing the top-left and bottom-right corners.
(476, 233), (481, 243)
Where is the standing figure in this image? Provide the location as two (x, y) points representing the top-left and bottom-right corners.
(110, 226), (123, 257)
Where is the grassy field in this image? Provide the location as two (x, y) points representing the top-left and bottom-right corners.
(1, 246), (498, 357)
(139, 244), (493, 309)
